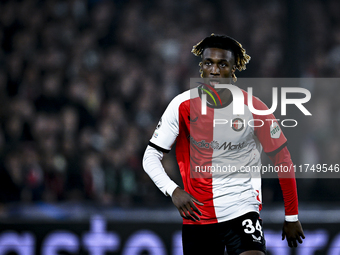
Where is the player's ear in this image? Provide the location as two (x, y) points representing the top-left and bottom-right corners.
(232, 66), (237, 82)
(199, 62), (203, 77)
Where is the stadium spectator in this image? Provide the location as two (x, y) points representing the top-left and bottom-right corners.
(0, 0), (338, 212)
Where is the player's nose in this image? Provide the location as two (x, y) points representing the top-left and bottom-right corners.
(210, 64), (220, 76)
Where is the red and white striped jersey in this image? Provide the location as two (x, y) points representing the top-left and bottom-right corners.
(149, 87), (290, 225)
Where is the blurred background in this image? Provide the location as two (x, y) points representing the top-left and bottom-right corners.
(0, 0), (340, 254)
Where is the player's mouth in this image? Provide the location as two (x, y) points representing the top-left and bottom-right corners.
(209, 80), (220, 86)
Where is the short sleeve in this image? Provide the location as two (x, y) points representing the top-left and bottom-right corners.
(149, 96), (180, 153)
(251, 96), (287, 154)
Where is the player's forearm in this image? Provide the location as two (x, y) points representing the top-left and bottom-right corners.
(142, 145), (178, 196)
(269, 146), (299, 219)
(278, 175), (299, 219)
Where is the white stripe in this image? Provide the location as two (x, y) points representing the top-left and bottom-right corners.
(211, 105), (261, 222)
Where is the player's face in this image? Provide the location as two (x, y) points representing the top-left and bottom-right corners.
(201, 48), (236, 83)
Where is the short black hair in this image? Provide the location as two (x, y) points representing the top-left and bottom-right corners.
(192, 34), (251, 80)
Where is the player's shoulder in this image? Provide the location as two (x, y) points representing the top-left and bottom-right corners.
(169, 88), (199, 107)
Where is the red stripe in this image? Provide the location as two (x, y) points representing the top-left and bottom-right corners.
(176, 97), (217, 224)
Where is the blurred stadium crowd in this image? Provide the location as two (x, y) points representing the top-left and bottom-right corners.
(0, 0), (340, 210)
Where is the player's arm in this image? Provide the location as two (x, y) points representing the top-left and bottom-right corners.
(142, 146), (203, 221)
(142, 95), (202, 221)
(268, 147), (305, 247)
(142, 145), (178, 196)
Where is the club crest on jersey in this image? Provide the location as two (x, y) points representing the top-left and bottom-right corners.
(231, 118), (244, 132)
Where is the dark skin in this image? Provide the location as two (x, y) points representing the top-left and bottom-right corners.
(172, 47), (305, 253)
(201, 47), (236, 105)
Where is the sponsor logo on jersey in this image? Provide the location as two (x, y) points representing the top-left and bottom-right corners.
(189, 136), (246, 151)
(153, 132), (158, 138)
(188, 116), (198, 122)
(218, 141), (246, 150)
(156, 118), (162, 130)
(231, 118), (244, 131)
(270, 122), (281, 139)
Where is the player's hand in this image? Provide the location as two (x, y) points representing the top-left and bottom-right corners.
(171, 187), (203, 222)
(282, 220), (305, 247)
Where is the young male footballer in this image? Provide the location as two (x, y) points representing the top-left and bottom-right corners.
(143, 34), (305, 255)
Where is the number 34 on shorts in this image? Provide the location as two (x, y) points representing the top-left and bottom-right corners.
(242, 218), (264, 243)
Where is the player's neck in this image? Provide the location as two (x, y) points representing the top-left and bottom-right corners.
(206, 89), (233, 108)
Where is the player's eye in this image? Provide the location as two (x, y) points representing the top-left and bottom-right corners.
(205, 62), (211, 66)
(220, 63), (227, 68)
